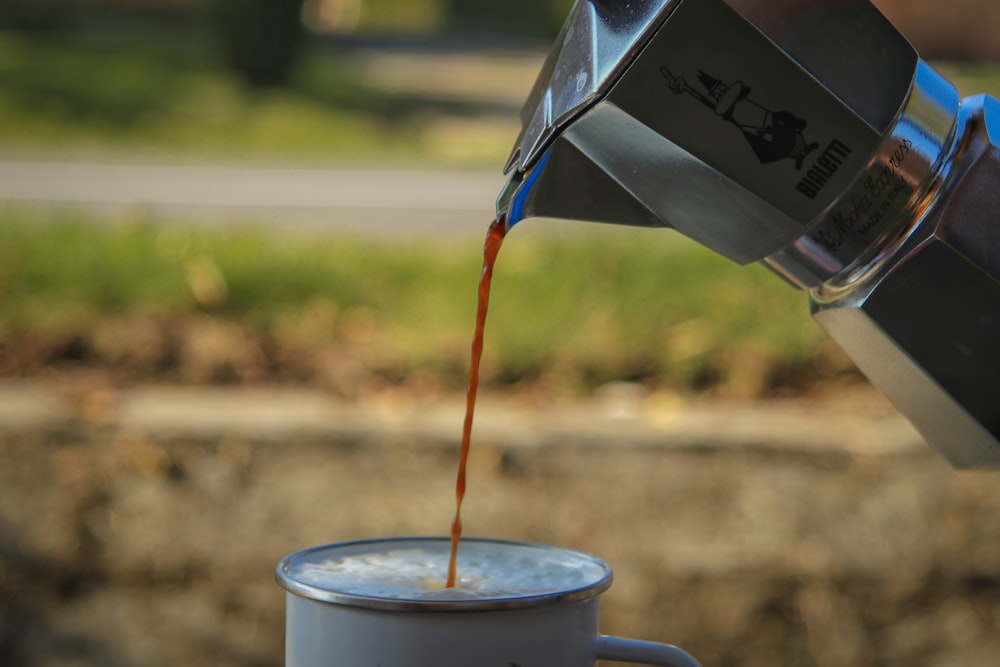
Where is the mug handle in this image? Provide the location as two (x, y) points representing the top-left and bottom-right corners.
(595, 635), (702, 667)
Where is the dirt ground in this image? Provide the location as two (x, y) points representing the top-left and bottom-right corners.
(1, 386), (999, 667)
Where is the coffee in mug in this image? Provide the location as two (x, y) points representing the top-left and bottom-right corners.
(277, 537), (701, 667)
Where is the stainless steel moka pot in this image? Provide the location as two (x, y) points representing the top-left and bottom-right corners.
(497, 0), (1000, 469)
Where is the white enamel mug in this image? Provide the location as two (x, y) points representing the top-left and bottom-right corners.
(276, 537), (701, 667)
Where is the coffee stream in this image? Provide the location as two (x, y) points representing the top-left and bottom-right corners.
(447, 215), (507, 588)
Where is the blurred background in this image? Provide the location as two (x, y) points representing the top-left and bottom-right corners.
(2, 1), (1000, 666)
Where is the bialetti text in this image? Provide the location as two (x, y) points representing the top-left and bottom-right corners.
(795, 139), (853, 199)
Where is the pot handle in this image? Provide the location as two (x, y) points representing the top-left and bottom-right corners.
(595, 635), (702, 667)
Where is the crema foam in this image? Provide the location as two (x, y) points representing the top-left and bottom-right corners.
(288, 540), (609, 602)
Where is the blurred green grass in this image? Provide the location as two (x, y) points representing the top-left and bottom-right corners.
(6, 28), (1000, 395)
(0, 25), (497, 165)
(0, 208), (835, 396)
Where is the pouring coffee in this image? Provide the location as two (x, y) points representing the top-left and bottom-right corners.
(497, 0), (1000, 469)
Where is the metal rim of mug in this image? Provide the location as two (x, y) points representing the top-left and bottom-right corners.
(275, 536), (614, 612)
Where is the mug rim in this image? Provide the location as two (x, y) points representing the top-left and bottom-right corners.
(276, 536), (614, 612)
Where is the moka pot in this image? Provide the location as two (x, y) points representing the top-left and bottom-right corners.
(497, 0), (1000, 469)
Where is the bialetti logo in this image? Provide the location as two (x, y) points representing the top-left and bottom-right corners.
(660, 66), (820, 170)
(660, 65), (853, 201)
(795, 139), (853, 200)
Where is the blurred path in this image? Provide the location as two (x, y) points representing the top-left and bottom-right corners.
(0, 39), (546, 236)
(0, 379), (919, 456)
(0, 159), (507, 236)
